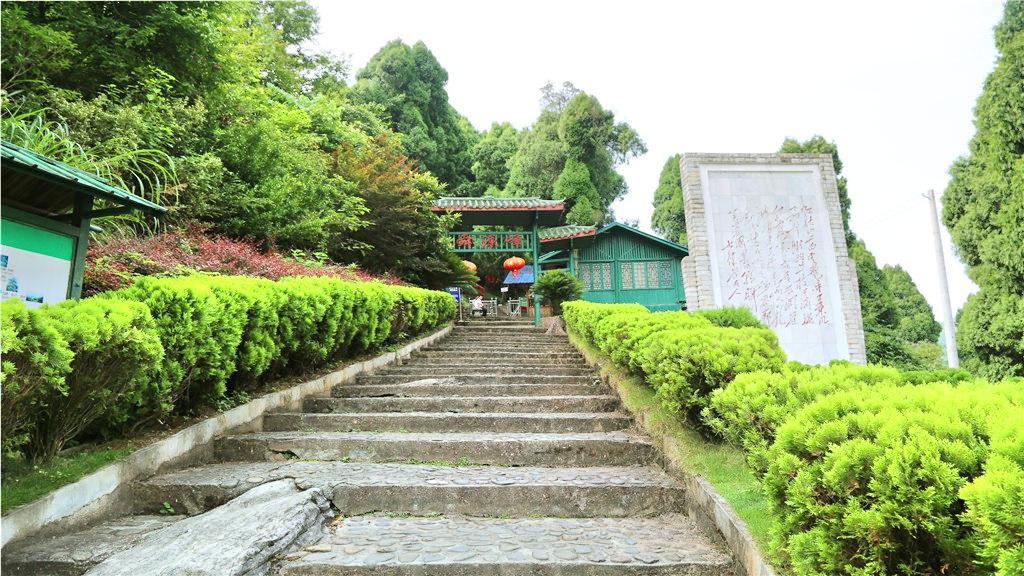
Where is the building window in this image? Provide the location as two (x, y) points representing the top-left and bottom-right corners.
(619, 260), (674, 289)
(580, 262), (612, 291)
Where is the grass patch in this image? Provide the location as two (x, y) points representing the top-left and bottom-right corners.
(2, 445), (132, 514)
(569, 332), (779, 557)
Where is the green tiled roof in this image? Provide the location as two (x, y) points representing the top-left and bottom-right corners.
(538, 225), (596, 242)
(1, 140), (166, 214)
(433, 196), (565, 211)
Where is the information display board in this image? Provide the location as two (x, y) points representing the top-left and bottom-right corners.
(1, 218), (74, 308)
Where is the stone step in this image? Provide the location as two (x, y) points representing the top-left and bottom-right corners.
(1, 515), (183, 575)
(408, 358), (588, 367)
(330, 382), (606, 398)
(215, 431), (656, 467)
(264, 412), (632, 433)
(135, 462), (684, 518)
(277, 515), (732, 575)
(449, 333), (561, 340)
(305, 395), (618, 414)
(452, 323), (540, 327)
(357, 374), (597, 386)
(413, 349), (583, 360)
(380, 365), (594, 376)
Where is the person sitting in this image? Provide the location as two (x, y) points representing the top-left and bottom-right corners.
(470, 295), (488, 317)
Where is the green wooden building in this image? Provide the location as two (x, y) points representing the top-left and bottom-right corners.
(540, 223), (688, 311)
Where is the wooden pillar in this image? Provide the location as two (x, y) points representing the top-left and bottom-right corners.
(532, 220), (541, 326)
(69, 194), (93, 300)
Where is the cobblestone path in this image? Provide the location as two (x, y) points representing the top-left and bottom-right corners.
(4, 320), (734, 575)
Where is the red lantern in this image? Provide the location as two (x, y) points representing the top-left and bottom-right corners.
(462, 260), (477, 273)
(503, 256), (526, 278)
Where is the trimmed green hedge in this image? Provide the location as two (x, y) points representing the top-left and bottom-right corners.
(636, 327), (785, 426)
(763, 380), (1024, 576)
(562, 301), (648, 345)
(1, 275), (454, 462)
(593, 311), (712, 371)
(692, 306), (768, 329)
(564, 302), (1024, 574)
(564, 301), (785, 427)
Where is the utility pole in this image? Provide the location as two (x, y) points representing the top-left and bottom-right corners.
(923, 189), (959, 368)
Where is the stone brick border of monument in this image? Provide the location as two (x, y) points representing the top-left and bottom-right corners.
(0, 324), (454, 548)
(680, 153), (867, 364)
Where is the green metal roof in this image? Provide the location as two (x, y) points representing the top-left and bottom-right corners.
(596, 222), (689, 255)
(538, 225), (596, 242)
(1, 140), (166, 214)
(433, 196), (565, 211)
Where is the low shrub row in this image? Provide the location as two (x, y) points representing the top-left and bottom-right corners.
(563, 300), (1023, 576)
(1, 275), (455, 462)
(762, 380), (1023, 575)
(564, 301), (785, 425)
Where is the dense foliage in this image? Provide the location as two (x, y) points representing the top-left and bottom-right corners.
(650, 154), (686, 244)
(0, 1), (469, 288)
(566, 301), (1023, 576)
(943, 2), (1024, 379)
(564, 301), (785, 426)
(505, 82), (647, 224)
(351, 40), (478, 195)
(0, 277), (454, 462)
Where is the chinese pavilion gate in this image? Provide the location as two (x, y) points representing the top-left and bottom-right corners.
(432, 197), (596, 325)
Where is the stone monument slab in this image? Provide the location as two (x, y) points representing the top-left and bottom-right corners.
(680, 153), (866, 365)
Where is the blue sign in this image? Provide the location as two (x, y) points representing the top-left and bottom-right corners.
(446, 287), (460, 303)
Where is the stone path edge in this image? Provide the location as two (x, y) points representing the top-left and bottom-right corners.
(567, 329), (778, 576)
(0, 323), (454, 549)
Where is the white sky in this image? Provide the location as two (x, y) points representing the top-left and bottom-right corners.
(311, 0), (1006, 317)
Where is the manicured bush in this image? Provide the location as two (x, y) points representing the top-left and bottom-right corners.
(26, 299), (163, 462)
(0, 299), (73, 453)
(692, 306), (767, 329)
(762, 381), (1024, 576)
(703, 364), (905, 474)
(562, 301), (648, 345)
(592, 311), (712, 371)
(635, 327), (786, 426)
(106, 275), (241, 417)
(960, 404), (1024, 576)
(2, 274), (454, 463)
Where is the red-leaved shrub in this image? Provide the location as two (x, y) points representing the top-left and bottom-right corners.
(83, 227), (399, 297)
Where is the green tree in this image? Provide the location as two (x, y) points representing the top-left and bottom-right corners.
(470, 122), (518, 191)
(780, 135), (853, 244)
(506, 83), (646, 222)
(942, 1), (1023, 378)
(352, 40), (478, 193)
(553, 159), (601, 225)
(651, 154), (686, 243)
(882, 265), (942, 344)
(330, 135), (465, 288)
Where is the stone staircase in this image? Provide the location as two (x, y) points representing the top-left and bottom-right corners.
(3, 320), (733, 575)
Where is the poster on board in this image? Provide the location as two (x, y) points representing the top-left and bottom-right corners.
(1, 219), (74, 309)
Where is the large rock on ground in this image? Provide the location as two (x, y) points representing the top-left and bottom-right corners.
(85, 479), (330, 576)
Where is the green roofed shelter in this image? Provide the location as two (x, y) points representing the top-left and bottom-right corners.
(1, 140), (167, 305)
(433, 196), (584, 325)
